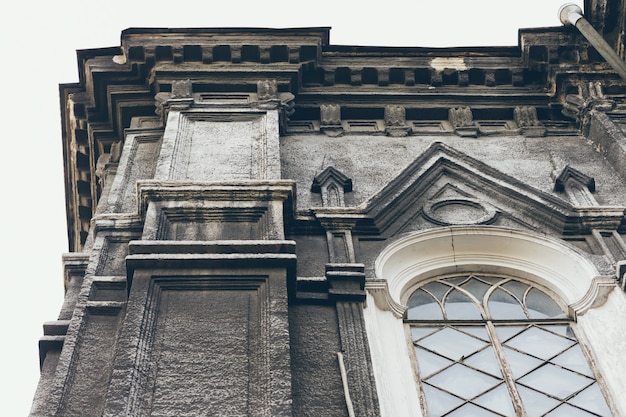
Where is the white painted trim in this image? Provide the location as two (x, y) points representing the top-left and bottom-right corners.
(373, 226), (609, 315)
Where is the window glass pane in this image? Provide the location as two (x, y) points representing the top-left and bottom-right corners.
(426, 363), (500, 399)
(501, 346), (543, 379)
(422, 383), (465, 417)
(518, 363), (593, 400)
(421, 280), (451, 301)
(464, 346), (503, 378)
(473, 383), (516, 417)
(544, 403), (598, 416)
(525, 288), (566, 319)
(414, 346), (453, 378)
(501, 280), (529, 304)
(445, 402), (502, 417)
(488, 288), (526, 319)
(444, 289), (482, 320)
(417, 327), (488, 361)
(410, 326), (439, 342)
(504, 326), (575, 359)
(552, 345), (594, 377)
(457, 325), (490, 342)
(516, 384), (561, 416)
(544, 324), (576, 339)
(460, 277), (492, 302)
(495, 325), (526, 343)
(568, 383), (612, 416)
(407, 289), (443, 320)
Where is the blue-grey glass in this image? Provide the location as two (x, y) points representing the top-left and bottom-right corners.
(457, 325), (490, 342)
(407, 289), (443, 320)
(544, 403), (597, 416)
(518, 363), (593, 400)
(411, 326), (440, 342)
(505, 326), (575, 359)
(426, 363), (500, 399)
(444, 276), (469, 286)
(414, 346), (453, 378)
(445, 403), (502, 417)
(552, 345), (594, 377)
(501, 346), (543, 379)
(460, 277), (492, 303)
(525, 288), (566, 319)
(568, 383), (612, 416)
(516, 384), (561, 416)
(422, 383), (465, 417)
(464, 346), (503, 377)
(488, 288), (526, 319)
(495, 325), (526, 343)
(418, 327), (487, 361)
(501, 280), (530, 305)
(422, 281), (452, 301)
(544, 324), (576, 339)
(473, 383), (516, 417)
(445, 289), (483, 320)
(473, 275), (506, 285)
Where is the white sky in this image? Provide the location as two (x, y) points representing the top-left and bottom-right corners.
(0, 0), (583, 414)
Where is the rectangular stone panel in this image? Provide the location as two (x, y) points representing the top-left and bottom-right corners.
(108, 134), (162, 213)
(150, 288), (260, 416)
(61, 308), (124, 417)
(145, 277), (270, 416)
(166, 112), (278, 181)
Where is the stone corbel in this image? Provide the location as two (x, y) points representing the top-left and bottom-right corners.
(155, 79), (194, 121)
(364, 279), (406, 318)
(514, 106), (546, 137)
(568, 275), (616, 317)
(320, 104), (344, 137)
(384, 105), (411, 137)
(449, 106), (479, 137)
(254, 79), (295, 134)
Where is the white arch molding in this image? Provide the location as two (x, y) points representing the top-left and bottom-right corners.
(363, 226), (624, 417)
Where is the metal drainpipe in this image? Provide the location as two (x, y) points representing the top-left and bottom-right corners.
(559, 3), (626, 82)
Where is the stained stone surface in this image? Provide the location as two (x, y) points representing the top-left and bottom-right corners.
(32, 20), (626, 417)
(150, 290), (255, 416)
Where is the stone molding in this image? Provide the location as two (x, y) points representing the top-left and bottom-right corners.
(371, 226), (614, 317)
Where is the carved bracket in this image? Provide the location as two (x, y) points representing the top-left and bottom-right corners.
(384, 105), (410, 137)
(514, 106), (546, 137)
(320, 104), (344, 137)
(449, 107), (479, 137)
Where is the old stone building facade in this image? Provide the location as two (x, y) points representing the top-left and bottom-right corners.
(32, 1), (626, 416)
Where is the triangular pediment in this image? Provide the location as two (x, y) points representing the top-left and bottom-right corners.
(345, 142), (624, 236)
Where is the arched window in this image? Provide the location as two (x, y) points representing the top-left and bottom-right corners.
(364, 227), (625, 417)
(406, 274), (612, 416)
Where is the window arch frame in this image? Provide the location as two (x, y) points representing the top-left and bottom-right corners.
(364, 226), (622, 417)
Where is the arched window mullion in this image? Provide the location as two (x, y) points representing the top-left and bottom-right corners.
(440, 280), (488, 320)
(419, 287), (446, 320)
